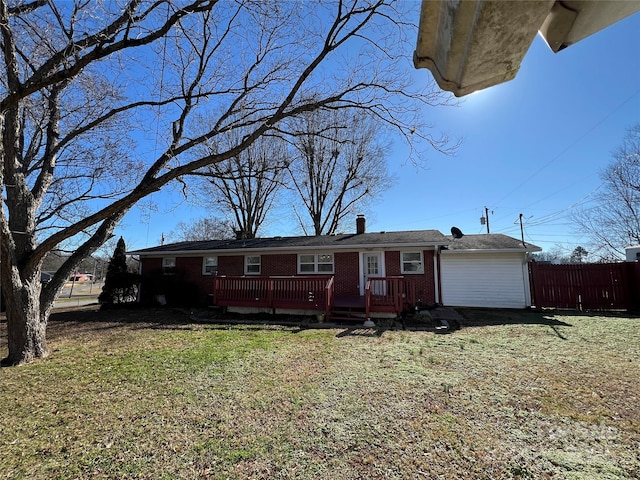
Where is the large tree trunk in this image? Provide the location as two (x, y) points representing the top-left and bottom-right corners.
(1, 273), (49, 366)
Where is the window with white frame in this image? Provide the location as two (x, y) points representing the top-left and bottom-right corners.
(298, 253), (334, 274)
(401, 252), (423, 274)
(245, 255), (261, 274)
(202, 256), (218, 275)
(162, 257), (176, 275)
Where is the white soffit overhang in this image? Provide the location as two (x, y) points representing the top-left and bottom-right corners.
(414, 0), (640, 97)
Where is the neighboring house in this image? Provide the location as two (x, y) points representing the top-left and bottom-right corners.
(626, 245), (640, 262)
(129, 216), (540, 321)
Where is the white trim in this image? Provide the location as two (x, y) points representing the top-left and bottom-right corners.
(202, 256), (218, 275)
(400, 251), (424, 274)
(130, 243), (443, 257)
(359, 251), (386, 296)
(441, 247), (541, 254)
(522, 258), (533, 306)
(244, 255), (261, 275)
(297, 253), (335, 275)
(162, 257), (176, 275)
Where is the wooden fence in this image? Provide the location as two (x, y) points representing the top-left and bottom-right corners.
(529, 261), (640, 311)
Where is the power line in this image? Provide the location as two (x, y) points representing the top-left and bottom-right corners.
(493, 88), (640, 208)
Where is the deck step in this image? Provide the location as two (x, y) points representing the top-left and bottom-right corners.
(329, 305), (367, 323)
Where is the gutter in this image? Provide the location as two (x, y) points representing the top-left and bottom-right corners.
(128, 241), (452, 257)
(441, 247), (542, 254)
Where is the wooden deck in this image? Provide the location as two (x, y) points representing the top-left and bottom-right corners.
(212, 275), (414, 322)
(332, 295), (366, 308)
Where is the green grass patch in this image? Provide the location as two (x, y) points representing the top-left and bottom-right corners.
(1, 307), (638, 479)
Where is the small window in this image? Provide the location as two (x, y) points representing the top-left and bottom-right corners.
(245, 255), (261, 274)
(298, 253), (334, 274)
(299, 254), (316, 273)
(401, 252), (423, 274)
(203, 256), (218, 275)
(162, 257), (176, 275)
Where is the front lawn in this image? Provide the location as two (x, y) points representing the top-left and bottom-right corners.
(1, 307), (638, 479)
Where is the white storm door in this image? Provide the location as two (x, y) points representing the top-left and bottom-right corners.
(361, 252), (385, 295)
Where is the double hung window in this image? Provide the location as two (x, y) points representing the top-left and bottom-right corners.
(401, 252), (423, 274)
(245, 255), (261, 274)
(162, 257), (176, 275)
(298, 253), (334, 274)
(203, 256), (218, 275)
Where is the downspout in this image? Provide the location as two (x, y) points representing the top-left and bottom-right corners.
(434, 248), (442, 305)
(522, 254), (532, 307)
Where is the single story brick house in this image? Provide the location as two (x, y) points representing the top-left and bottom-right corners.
(129, 216), (540, 321)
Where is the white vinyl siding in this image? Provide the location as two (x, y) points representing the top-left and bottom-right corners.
(440, 253), (530, 308)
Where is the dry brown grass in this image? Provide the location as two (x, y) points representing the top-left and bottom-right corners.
(0, 307), (638, 479)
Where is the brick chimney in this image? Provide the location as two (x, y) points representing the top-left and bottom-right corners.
(356, 214), (366, 234)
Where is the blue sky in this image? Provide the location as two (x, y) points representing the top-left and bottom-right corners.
(120, 11), (639, 254)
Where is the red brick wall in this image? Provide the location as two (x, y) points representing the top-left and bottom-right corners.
(140, 248), (437, 306)
(385, 251), (401, 275)
(334, 251), (360, 296)
(408, 250), (436, 305)
(176, 257), (215, 301)
(384, 249), (436, 305)
(140, 256), (215, 304)
(218, 255), (244, 276)
(262, 254), (297, 275)
(142, 257), (162, 273)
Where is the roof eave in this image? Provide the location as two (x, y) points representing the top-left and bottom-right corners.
(441, 246), (542, 254)
(128, 240), (449, 257)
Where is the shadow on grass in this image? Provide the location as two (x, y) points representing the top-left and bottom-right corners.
(336, 327), (384, 338)
(446, 308), (575, 340)
(33, 306), (579, 345)
(455, 308), (573, 328)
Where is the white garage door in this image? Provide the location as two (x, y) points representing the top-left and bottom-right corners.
(440, 253), (530, 308)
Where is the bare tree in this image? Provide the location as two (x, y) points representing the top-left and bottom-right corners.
(168, 217), (234, 242)
(1, 0), (455, 365)
(287, 108), (390, 235)
(531, 247), (570, 264)
(573, 124), (640, 260)
(192, 123), (288, 239)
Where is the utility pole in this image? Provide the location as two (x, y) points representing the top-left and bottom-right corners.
(519, 213), (525, 246)
(480, 206), (491, 234)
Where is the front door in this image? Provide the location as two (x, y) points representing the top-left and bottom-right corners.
(361, 252), (385, 295)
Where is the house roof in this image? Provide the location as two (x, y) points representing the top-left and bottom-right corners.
(442, 234), (541, 253)
(128, 229), (451, 256)
(128, 230), (541, 256)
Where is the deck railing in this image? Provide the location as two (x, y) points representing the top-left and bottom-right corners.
(213, 276), (332, 310)
(365, 276), (410, 318)
(325, 276), (335, 319)
(214, 275), (415, 319)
